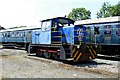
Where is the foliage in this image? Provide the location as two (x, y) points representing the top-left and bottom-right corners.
(0, 25), (5, 30)
(96, 2), (120, 18)
(112, 1), (120, 16)
(67, 8), (91, 21)
(96, 2), (112, 18)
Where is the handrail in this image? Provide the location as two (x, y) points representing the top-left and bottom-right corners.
(51, 27), (57, 31)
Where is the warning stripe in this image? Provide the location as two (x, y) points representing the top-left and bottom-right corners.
(89, 56), (92, 61)
(87, 46), (95, 59)
(72, 47), (76, 54)
(73, 50), (79, 59)
(89, 49), (95, 59)
(75, 52), (82, 62)
(90, 46), (96, 55)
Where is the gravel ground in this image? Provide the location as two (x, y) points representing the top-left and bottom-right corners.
(0, 44), (119, 78)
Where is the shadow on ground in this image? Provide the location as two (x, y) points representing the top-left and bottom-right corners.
(27, 54), (108, 68)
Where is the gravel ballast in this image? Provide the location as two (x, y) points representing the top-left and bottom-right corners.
(0, 46), (119, 78)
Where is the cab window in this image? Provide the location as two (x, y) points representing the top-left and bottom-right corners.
(42, 20), (51, 31)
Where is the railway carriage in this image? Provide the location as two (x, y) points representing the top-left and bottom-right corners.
(0, 26), (41, 51)
(75, 16), (120, 57)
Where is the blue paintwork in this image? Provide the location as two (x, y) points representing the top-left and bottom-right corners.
(32, 29), (51, 44)
(74, 25), (86, 43)
(0, 30), (33, 43)
(32, 20), (52, 44)
(83, 22), (120, 45)
(58, 26), (74, 44)
(0, 17), (119, 47)
(0, 32), (2, 42)
(58, 25), (86, 44)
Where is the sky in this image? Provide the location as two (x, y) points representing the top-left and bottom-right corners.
(0, 0), (119, 28)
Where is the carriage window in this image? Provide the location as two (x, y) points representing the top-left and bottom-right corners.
(11, 32), (14, 37)
(8, 32), (11, 37)
(28, 31), (31, 33)
(116, 25), (120, 36)
(5, 33), (7, 37)
(0, 33), (1, 37)
(1, 33), (3, 37)
(3, 33), (5, 37)
(19, 32), (22, 37)
(12, 32), (15, 37)
(11, 32), (13, 37)
(16, 32), (19, 37)
(94, 26), (99, 34)
(104, 25), (111, 34)
(21, 32), (23, 37)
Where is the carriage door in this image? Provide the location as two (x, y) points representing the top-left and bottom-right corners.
(116, 24), (120, 44)
(104, 25), (112, 44)
(94, 26), (100, 44)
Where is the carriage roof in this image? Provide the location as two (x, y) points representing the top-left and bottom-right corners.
(0, 26), (41, 33)
(75, 16), (120, 25)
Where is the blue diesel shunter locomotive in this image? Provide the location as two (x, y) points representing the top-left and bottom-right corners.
(0, 17), (97, 62)
(29, 17), (97, 62)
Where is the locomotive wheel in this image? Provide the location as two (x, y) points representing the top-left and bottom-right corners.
(43, 52), (51, 58)
(36, 49), (43, 57)
(52, 53), (60, 60)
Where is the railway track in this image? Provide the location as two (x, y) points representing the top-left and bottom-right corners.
(97, 54), (120, 61)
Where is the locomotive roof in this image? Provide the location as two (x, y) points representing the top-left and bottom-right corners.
(75, 16), (120, 25)
(0, 26), (41, 32)
(41, 17), (74, 24)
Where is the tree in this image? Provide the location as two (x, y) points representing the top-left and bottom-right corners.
(112, 1), (120, 16)
(96, 2), (113, 18)
(0, 25), (5, 30)
(96, 2), (120, 18)
(67, 8), (91, 21)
